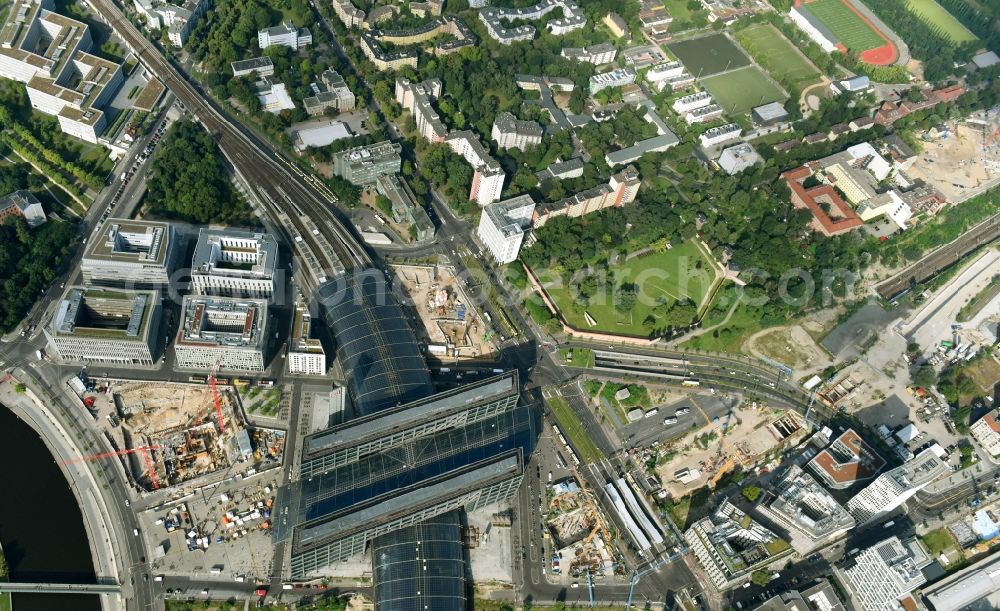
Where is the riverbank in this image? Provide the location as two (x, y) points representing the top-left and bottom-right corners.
(0, 372), (124, 611)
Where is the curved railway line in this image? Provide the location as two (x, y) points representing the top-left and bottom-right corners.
(92, 1), (371, 290)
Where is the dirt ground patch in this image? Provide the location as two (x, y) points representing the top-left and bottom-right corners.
(745, 325), (834, 377)
(907, 123), (1000, 202)
(966, 356), (1000, 394)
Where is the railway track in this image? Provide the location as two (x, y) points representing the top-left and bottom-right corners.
(875, 210), (1000, 302)
(92, 1), (371, 288)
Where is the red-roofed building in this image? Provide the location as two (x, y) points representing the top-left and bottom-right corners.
(875, 86), (965, 126)
(783, 166), (864, 237)
(971, 412), (1000, 457)
(808, 429), (886, 489)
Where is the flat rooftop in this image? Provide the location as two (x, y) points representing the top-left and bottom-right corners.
(191, 228), (277, 279)
(84, 219), (172, 266)
(176, 295), (268, 349)
(49, 286), (158, 340)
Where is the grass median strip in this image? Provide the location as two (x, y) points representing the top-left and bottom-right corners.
(545, 394), (604, 465)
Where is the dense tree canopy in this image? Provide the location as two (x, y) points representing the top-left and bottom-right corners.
(0, 217), (77, 332)
(146, 120), (256, 225)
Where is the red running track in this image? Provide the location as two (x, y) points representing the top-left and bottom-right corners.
(796, 0), (898, 66)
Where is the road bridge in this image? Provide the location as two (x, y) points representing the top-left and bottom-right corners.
(0, 582), (121, 595)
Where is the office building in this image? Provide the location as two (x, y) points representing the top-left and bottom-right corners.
(808, 429), (885, 489)
(302, 69), (355, 115)
(332, 141), (402, 185)
(395, 78), (448, 142)
(752, 579), (847, 611)
(491, 111), (542, 151)
(842, 536), (930, 611)
(132, 0), (208, 46)
(44, 286), (161, 366)
(231, 56), (274, 77)
(0, 190), (46, 227)
(755, 465), (854, 554)
(589, 68), (636, 94)
(190, 229), (278, 298)
(375, 174), (434, 242)
(971, 411), (1000, 458)
(846, 448), (948, 525)
(0, 0), (125, 144)
(81, 219), (176, 286)
(445, 131), (505, 206)
(258, 22), (311, 49)
(287, 302), (326, 376)
(274, 272), (534, 606)
(561, 43), (616, 65)
(173, 296), (268, 372)
(477, 194), (535, 265)
(924, 548), (1000, 611)
(255, 77), (295, 113)
(685, 499), (793, 590)
(718, 143), (762, 175)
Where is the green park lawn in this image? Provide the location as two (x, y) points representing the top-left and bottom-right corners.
(544, 240), (717, 337)
(545, 395), (604, 465)
(701, 66), (786, 115)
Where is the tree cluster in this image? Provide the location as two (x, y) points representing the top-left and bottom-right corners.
(146, 120), (256, 225)
(0, 217), (77, 332)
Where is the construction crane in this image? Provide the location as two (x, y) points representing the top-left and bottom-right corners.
(208, 356), (226, 436)
(691, 397), (750, 488)
(63, 445), (163, 490)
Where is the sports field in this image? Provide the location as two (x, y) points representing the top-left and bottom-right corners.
(736, 23), (822, 90)
(800, 0), (885, 51)
(701, 66), (786, 115)
(544, 240), (718, 336)
(906, 0), (977, 42)
(667, 33), (751, 77)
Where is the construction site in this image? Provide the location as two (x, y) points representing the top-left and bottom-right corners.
(907, 110), (1000, 203)
(653, 406), (810, 498)
(544, 478), (622, 582)
(393, 264), (496, 360)
(97, 379), (284, 491)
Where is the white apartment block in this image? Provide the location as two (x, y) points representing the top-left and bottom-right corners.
(0, 0), (124, 144)
(395, 78), (448, 142)
(174, 296), (268, 372)
(191, 229), (278, 298)
(589, 68), (636, 95)
(44, 286), (161, 366)
(133, 0), (208, 46)
(561, 43), (616, 65)
(971, 412), (1000, 458)
(287, 303), (326, 375)
(446, 130), (505, 206)
(491, 111), (542, 151)
(478, 195), (535, 264)
(673, 91), (713, 114)
(846, 449), (948, 526)
(646, 61), (685, 83)
(81, 219), (176, 286)
(258, 22), (312, 50)
(479, 0), (585, 43)
(685, 103), (724, 124)
(843, 536), (929, 611)
(700, 123), (742, 147)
